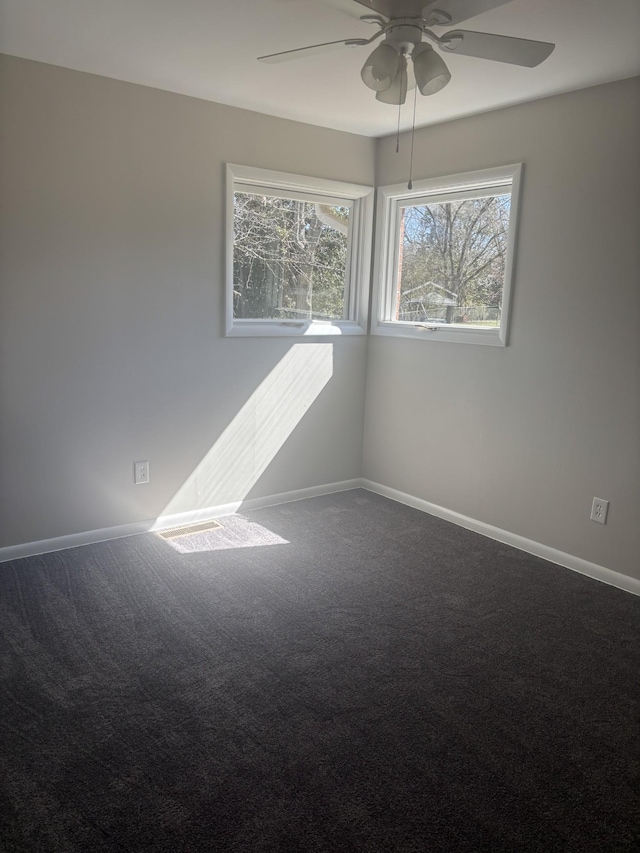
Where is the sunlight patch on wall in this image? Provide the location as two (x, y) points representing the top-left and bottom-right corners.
(161, 343), (333, 516)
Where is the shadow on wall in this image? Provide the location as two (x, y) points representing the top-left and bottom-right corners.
(159, 343), (334, 519)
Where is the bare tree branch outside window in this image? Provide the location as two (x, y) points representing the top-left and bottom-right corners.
(233, 193), (350, 321)
(397, 194), (511, 327)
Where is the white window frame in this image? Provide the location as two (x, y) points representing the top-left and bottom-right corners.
(226, 164), (374, 337)
(372, 163), (523, 346)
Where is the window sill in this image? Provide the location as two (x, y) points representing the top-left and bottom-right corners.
(372, 322), (507, 347)
(226, 320), (367, 338)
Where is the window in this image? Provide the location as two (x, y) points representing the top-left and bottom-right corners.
(226, 164), (374, 336)
(372, 164), (522, 346)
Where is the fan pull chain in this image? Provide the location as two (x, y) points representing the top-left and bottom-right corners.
(395, 48), (407, 154)
(408, 80), (418, 190)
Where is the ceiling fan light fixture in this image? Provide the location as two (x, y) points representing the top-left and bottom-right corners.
(361, 42), (400, 92)
(375, 54), (408, 105)
(412, 43), (451, 96)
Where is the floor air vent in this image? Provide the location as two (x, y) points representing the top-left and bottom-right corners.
(156, 519), (223, 540)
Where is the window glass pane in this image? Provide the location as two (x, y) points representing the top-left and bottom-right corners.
(233, 192), (350, 321)
(396, 194), (511, 328)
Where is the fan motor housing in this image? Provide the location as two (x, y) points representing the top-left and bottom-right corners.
(385, 22), (424, 51)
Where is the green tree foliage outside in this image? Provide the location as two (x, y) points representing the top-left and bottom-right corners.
(233, 192), (350, 321)
(398, 194), (511, 326)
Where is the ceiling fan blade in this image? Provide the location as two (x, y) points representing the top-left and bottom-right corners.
(440, 30), (555, 66)
(258, 38), (367, 64)
(422, 0), (514, 26)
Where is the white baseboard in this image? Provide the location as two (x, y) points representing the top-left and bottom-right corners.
(361, 480), (640, 598)
(0, 479), (362, 563)
(3, 477), (638, 598)
(0, 520), (153, 564)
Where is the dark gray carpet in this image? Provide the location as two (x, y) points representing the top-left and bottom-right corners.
(1, 489), (638, 852)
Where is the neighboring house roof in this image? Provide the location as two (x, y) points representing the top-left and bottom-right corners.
(404, 282), (458, 306)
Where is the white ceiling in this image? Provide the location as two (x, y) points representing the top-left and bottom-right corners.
(1, 0), (639, 137)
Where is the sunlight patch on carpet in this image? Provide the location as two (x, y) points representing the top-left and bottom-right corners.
(157, 515), (288, 553)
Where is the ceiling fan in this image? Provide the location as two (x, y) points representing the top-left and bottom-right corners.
(258, 0), (555, 105)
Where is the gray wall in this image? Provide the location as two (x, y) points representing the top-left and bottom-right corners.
(364, 77), (640, 581)
(2, 54), (638, 584)
(0, 55), (375, 546)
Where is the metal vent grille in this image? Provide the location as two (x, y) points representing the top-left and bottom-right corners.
(156, 520), (223, 540)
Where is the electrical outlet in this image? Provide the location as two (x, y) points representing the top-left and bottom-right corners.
(590, 497), (609, 524)
(134, 460), (149, 485)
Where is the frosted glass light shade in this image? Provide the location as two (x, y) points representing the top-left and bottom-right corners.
(361, 43), (400, 92)
(375, 55), (408, 104)
(412, 43), (451, 95)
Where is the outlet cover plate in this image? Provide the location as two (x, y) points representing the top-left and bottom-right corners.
(590, 497), (609, 524)
(134, 460), (149, 485)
